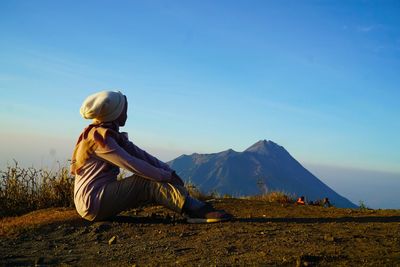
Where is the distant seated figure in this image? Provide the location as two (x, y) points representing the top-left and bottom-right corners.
(296, 196), (306, 205)
(323, 197), (331, 208)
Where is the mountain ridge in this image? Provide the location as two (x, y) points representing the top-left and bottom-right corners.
(168, 140), (357, 208)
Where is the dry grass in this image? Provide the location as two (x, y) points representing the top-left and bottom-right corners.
(0, 161), (74, 217)
(0, 161), (302, 223)
(184, 181), (218, 201)
(0, 207), (80, 237)
(184, 182), (296, 205)
(246, 191), (295, 204)
(185, 182), (207, 201)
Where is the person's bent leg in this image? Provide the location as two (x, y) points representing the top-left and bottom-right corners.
(95, 174), (187, 221)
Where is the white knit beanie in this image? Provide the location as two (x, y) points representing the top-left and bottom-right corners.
(80, 91), (126, 123)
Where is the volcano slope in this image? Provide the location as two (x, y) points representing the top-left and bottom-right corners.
(1, 198), (400, 266)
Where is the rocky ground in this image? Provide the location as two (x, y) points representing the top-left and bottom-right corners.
(1, 198), (400, 266)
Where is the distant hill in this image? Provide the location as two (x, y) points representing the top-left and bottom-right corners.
(168, 140), (357, 208)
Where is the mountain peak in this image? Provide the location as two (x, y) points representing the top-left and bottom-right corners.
(168, 139), (357, 208)
(245, 139), (280, 154)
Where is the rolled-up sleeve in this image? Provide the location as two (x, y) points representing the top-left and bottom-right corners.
(94, 136), (172, 182)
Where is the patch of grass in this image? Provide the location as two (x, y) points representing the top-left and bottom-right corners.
(185, 181), (297, 205)
(184, 180), (224, 201)
(246, 191), (295, 204)
(359, 200), (370, 210)
(0, 161), (74, 218)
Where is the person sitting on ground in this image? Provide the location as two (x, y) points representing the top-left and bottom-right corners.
(323, 197), (331, 208)
(296, 196), (306, 205)
(70, 90), (231, 223)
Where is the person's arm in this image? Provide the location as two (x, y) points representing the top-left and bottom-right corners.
(95, 136), (172, 183)
(119, 136), (173, 172)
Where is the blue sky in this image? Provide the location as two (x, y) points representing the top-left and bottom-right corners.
(1, 1), (400, 206)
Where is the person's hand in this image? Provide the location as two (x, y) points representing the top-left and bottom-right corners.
(170, 171), (184, 187)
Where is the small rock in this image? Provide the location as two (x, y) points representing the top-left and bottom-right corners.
(296, 255), (320, 267)
(108, 236), (117, 245)
(323, 234), (335, 242)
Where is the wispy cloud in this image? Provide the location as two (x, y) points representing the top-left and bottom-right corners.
(6, 46), (120, 85)
(21, 49), (96, 79)
(357, 25), (375, 32)
(246, 95), (333, 121)
(356, 24), (383, 33)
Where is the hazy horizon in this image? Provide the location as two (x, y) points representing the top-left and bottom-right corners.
(1, 138), (399, 209)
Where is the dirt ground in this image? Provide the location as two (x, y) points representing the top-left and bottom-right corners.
(1, 198), (400, 266)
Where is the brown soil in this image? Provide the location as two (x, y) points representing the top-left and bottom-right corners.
(1, 199), (400, 266)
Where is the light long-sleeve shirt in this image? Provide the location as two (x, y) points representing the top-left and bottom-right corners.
(73, 134), (173, 220)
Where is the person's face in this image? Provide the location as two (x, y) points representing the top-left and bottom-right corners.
(117, 96), (128, 126)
